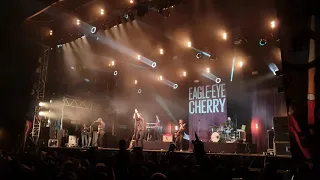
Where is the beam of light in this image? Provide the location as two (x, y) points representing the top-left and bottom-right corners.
(201, 70), (221, 83)
(268, 63), (279, 75)
(230, 58), (235, 81)
(192, 47), (211, 58)
(154, 94), (176, 122)
(95, 32), (157, 68)
(158, 76), (179, 89)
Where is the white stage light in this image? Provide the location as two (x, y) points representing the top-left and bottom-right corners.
(91, 27), (97, 34)
(134, 80), (138, 84)
(173, 84), (178, 89)
(76, 19), (80, 25)
(138, 89), (142, 94)
(182, 71), (187, 77)
(114, 71), (118, 76)
(187, 41), (192, 47)
(215, 78), (221, 84)
(137, 55), (141, 60)
(222, 32), (227, 40)
(159, 76), (163, 81)
(151, 62), (157, 68)
(49, 30), (53, 36)
(100, 9), (105, 15)
(196, 52), (203, 59)
(39, 102), (45, 106)
(39, 111), (45, 116)
(160, 49), (164, 55)
(206, 68), (210, 73)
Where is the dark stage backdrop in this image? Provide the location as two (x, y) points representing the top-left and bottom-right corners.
(250, 77), (287, 151)
(188, 83), (227, 143)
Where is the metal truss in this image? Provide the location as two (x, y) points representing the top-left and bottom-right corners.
(62, 96), (102, 111)
(31, 45), (50, 144)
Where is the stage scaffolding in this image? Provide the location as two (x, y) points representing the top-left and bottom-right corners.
(31, 45), (50, 144)
(60, 96), (103, 130)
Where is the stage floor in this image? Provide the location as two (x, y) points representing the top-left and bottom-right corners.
(44, 146), (291, 159)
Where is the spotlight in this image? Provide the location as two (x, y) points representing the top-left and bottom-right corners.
(182, 71), (187, 77)
(39, 102), (45, 107)
(138, 89), (142, 94)
(135, 80), (138, 85)
(160, 49), (164, 55)
(271, 20), (276, 29)
(129, 0), (134, 3)
(275, 70), (283, 76)
(206, 68), (210, 73)
(215, 78), (221, 84)
(259, 38), (267, 46)
(239, 61), (243, 67)
(137, 55), (141, 60)
(91, 27), (97, 34)
(50, 100), (52, 103)
(109, 61), (115, 66)
(151, 62), (157, 68)
(173, 84), (178, 89)
(114, 71), (118, 76)
(187, 41), (192, 48)
(39, 111), (45, 116)
(196, 52), (203, 59)
(49, 30), (53, 36)
(76, 19), (80, 25)
(100, 9), (105, 15)
(159, 76), (163, 81)
(222, 32), (227, 40)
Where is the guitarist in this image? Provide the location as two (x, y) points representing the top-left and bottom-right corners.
(133, 109), (146, 148)
(175, 119), (186, 151)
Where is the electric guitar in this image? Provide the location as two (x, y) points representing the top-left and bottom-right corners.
(175, 123), (186, 138)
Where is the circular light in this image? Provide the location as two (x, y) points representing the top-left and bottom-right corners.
(114, 71), (118, 76)
(196, 52), (203, 59)
(173, 84), (178, 89)
(259, 39), (267, 46)
(138, 89), (142, 94)
(151, 62), (157, 68)
(215, 78), (221, 84)
(91, 27), (97, 34)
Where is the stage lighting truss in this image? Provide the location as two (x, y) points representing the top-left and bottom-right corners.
(173, 84), (178, 89)
(196, 52), (203, 59)
(215, 78), (221, 84)
(91, 27), (97, 34)
(138, 89), (142, 94)
(114, 71), (118, 76)
(151, 62), (157, 68)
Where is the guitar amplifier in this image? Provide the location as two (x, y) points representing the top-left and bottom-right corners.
(273, 117), (289, 141)
(274, 141), (291, 156)
(163, 134), (173, 142)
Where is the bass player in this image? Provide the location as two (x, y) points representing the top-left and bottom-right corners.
(175, 119), (186, 151)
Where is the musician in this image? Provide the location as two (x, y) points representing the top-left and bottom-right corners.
(175, 119), (186, 151)
(133, 109), (145, 148)
(81, 124), (89, 147)
(96, 118), (105, 148)
(224, 117), (235, 140)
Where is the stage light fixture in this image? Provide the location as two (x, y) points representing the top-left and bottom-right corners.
(160, 49), (164, 54)
(84, 78), (90, 82)
(91, 27), (97, 34)
(137, 55), (141, 60)
(135, 80), (138, 85)
(239, 61), (243, 67)
(271, 20), (276, 29)
(76, 19), (80, 25)
(275, 70), (283, 76)
(114, 71), (118, 76)
(206, 68), (210, 73)
(215, 78), (221, 84)
(173, 84), (178, 89)
(196, 52), (203, 59)
(259, 38), (267, 46)
(222, 32), (227, 40)
(109, 61), (115, 66)
(130, 0), (134, 3)
(151, 62), (157, 68)
(39, 111), (45, 116)
(187, 41), (192, 48)
(49, 30), (53, 36)
(182, 71), (187, 77)
(50, 100), (52, 103)
(39, 102), (45, 107)
(138, 89), (142, 94)
(100, 9), (105, 15)
(159, 76), (163, 81)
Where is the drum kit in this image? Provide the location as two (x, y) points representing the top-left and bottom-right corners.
(209, 125), (246, 143)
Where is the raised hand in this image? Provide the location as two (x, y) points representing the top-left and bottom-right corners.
(192, 133), (205, 153)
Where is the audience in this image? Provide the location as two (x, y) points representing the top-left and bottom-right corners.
(0, 138), (290, 180)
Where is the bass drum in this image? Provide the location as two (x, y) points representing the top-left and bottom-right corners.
(211, 132), (220, 143)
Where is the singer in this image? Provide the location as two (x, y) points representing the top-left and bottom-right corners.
(96, 118), (105, 148)
(133, 109), (146, 148)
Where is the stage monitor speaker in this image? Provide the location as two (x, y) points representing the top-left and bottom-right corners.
(273, 117), (289, 142)
(274, 141), (291, 156)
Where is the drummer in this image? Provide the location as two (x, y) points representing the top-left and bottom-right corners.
(224, 117), (235, 140)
